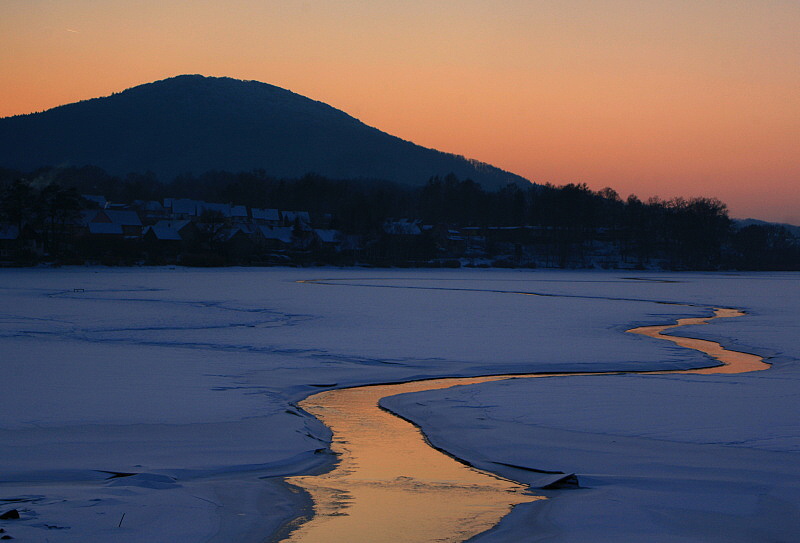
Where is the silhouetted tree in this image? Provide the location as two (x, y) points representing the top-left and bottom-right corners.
(38, 183), (83, 254)
(0, 178), (36, 232)
(197, 209), (228, 251)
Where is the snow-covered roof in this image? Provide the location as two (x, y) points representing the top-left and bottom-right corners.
(144, 224), (182, 241)
(103, 210), (142, 226)
(221, 227), (249, 242)
(154, 219), (192, 231)
(82, 209), (141, 227)
(314, 229), (341, 244)
(384, 219), (422, 235)
(230, 205), (248, 218)
(232, 222), (257, 235)
(252, 208), (280, 221)
(141, 200), (165, 212)
(258, 226), (293, 244)
(169, 198), (200, 216)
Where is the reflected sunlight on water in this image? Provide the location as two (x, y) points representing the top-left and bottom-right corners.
(281, 307), (767, 542)
(284, 376), (542, 543)
(627, 308), (768, 374)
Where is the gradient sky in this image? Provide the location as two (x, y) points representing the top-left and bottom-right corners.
(2, 0), (798, 223)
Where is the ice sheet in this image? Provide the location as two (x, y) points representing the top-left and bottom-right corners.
(1, 267), (797, 541)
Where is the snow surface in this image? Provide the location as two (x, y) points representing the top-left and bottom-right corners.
(0, 267), (797, 541)
(381, 272), (800, 542)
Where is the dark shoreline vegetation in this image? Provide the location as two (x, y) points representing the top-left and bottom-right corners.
(1, 165), (798, 270)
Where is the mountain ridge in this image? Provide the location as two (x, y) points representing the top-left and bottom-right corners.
(0, 75), (530, 189)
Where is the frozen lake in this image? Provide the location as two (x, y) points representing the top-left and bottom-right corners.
(1, 267), (798, 541)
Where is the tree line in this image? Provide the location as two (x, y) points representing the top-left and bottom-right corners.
(1, 165), (798, 270)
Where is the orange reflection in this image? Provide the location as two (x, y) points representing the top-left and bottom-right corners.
(282, 307), (767, 542)
(284, 377), (542, 543)
(627, 308), (768, 374)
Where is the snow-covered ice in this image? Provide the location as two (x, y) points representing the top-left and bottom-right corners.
(382, 272), (800, 542)
(0, 267), (797, 541)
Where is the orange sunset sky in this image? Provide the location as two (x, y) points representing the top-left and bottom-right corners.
(2, 0), (799, 223)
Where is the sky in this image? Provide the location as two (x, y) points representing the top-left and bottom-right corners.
(2, 0), (798, 223)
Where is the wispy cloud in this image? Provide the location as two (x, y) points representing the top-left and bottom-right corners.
(66, 28), (79, 33)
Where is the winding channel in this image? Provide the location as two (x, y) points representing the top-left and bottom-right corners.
(280, 285), (768, 542)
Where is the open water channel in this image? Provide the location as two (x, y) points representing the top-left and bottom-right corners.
(280, 306), (767, 542)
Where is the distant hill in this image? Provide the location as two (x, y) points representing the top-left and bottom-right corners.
(734, 218), (800, 237)
(0, 75), (529, 190)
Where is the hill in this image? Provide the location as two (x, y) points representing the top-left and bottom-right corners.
(734, 218), (800, 237)
(0, 75), (529, 189)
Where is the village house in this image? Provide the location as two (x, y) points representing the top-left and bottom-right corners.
(221, 224), (261, 261)
(143, 223), (183, 256)
(164, 198), (200, 219)
(0, 224), (42, 259)
(312, 229), (342, 251)
(230, 205), (248, 220)
(258, 226), (294, 251)
(281, 211), (311, 229)
(133, 200), (168, 222)
(251, 208), (281, 226)
(82, 209), (143, 239)
(383, 218), (422, 236)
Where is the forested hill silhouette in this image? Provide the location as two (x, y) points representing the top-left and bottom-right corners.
(0, 75), (529, 189)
